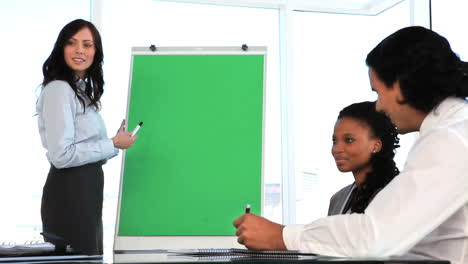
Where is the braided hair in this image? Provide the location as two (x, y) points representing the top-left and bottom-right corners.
(337, 101), (400, 213)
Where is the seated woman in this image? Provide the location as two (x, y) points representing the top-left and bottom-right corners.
(328, 101), (400, 215)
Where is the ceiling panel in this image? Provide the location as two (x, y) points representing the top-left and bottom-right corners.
(158, 0), (405, 15)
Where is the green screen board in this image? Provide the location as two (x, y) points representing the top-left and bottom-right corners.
(118, 50), (265, 236)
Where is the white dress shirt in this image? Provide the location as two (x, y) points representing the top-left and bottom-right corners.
(284, 97), (468, 264)
(37, 80), (118, 169)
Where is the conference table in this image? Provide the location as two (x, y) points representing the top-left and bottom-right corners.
(0, 251), (452, 264)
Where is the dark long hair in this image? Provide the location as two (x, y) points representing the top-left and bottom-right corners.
(338, 101), (400, 213)
(366, 26), (468, 113)
(41, 19), (104, 111)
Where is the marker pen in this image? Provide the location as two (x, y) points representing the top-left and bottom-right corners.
(131, 121), (143, 137)
(245, 204), (251, 214)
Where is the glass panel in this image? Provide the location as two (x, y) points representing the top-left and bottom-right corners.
(291, 0), (414, 223)
(0, 0), (90, 242)
(432, 1), (468, 60)
(100, 0), (281, 253)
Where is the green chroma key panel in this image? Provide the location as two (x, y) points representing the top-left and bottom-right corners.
(118, 51), (265, 236)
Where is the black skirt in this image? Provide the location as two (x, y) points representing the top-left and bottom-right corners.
(41, 162), (104, 255)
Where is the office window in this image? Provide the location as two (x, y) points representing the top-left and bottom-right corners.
(2, 0), (445, 256)
(291, 1), (415, 223)
(0, 0), (90, 242)
(432, 1), (468, 60)
(99, 0), (281, 254)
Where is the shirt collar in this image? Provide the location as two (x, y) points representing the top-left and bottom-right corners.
(419, 97), (468, 134)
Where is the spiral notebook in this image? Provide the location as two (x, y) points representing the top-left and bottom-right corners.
(0, 241), (102, 263)
(167, 248), (317, 260)
(0, 240), (77, 257)
(0, 242), (55, 257)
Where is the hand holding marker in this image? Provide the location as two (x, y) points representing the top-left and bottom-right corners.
(111, 120), (139, 149)
(132, 121), (143, 137)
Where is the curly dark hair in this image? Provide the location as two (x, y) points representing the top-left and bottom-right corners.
(41, 19), (104, 111)
(366, 26), (468, 113)
(337, 101), (400, 213)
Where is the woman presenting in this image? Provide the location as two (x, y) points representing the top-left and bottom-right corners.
(36, 19), (136, 255)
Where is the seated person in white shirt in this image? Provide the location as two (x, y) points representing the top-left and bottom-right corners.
(329, 101), (399, 216)
(233, 26), (468, 264)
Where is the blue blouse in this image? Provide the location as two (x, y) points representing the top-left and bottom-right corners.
(37, 80), (118, 168)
